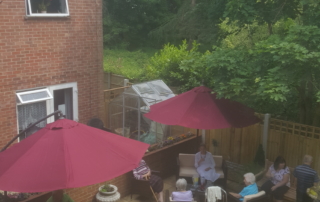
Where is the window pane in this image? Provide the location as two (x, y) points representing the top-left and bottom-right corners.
(27, 0), (69, 15)
(18, 101), (47, 140)
(20, 91), (51, 102)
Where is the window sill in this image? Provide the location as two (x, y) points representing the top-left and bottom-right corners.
(24, 15), (70, 20)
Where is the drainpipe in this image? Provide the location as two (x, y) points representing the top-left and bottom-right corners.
(262, 114), (270, 157)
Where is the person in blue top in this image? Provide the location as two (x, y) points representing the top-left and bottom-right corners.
(229, 173), (258, 201)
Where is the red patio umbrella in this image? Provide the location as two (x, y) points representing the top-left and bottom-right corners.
(144, 86), (260, 129)
(0, 119), (149, 192)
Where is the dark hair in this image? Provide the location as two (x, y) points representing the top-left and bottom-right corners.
(274, 156), (286, 170)
(199, 143), (206, 148)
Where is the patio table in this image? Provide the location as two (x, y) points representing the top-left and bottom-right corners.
(187, 184), (208, 202)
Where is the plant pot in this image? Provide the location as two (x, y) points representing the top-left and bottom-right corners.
(98, 184), (118, 196)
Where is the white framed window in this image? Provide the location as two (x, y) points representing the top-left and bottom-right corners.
(16, 82), (78, 140)
(16, 89), (52, 104)
(25, 0), (70, 17)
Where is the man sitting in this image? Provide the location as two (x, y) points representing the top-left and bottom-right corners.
(229, 173), (258, 201)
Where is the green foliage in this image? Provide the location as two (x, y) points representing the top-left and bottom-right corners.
(103, 0), (183, 49)
(101, 183), (114, 192)
(103, 49), (155, 81)
(145, 40), (205, 91)
(254, 144), (265, 167)
(149, 0), (226, 51)
(224, 0), (300, 34)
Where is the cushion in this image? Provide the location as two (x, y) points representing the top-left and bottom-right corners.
(179, 154), (196, 167)
(213, 155), (222, 168)
(179, 167), (198, 178)
(215, 168), (224, 179)
(179, 154), (223, 168)
(179, 167), (224, 179)
(243, 191), (265, 202)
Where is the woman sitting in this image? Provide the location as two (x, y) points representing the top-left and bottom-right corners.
(195, 144), (220, 190)
(229, 173), (258, 201)
(171, 178), (193, 201)
(261, 156), (290, 202)
(133, 160), (164, 202)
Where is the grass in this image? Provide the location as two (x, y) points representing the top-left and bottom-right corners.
(103, 49), (156, 82)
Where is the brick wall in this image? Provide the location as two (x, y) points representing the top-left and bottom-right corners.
(0, 0), (104, 149)
(65, 137), (197, 202)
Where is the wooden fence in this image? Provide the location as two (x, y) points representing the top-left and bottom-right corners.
(205, 117), (320, 174)
(102, 73), (320, 173)
(204, 123), (263, 164)
(104, 72), (132, 89)
(267, 118), (320, 173)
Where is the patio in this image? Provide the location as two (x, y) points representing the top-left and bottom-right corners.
(118, 175), (242, 202)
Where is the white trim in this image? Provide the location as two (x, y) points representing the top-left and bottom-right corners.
(26, 0), (70, 17)
(47, 82), (78, 123)
(16, 89), (53, 104)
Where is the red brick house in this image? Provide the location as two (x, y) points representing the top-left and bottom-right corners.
(0, 0), (104, 201)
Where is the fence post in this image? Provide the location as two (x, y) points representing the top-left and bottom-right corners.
(262, 114), (271, 156)
(201, 129), (205, 144)
(107, 73), (111, 89)
(124, 79), (129, 87)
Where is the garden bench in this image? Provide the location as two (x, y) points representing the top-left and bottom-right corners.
(255, 159), (296, 202)
(177, 153), (228, 189)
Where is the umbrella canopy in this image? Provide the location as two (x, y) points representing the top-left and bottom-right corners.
(0, 119), (149, 192)
(144, 86), (260, 129)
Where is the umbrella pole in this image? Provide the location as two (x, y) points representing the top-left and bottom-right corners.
(196, 129), (200, 152)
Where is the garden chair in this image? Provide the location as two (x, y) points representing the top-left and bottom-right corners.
(227, 191), (267, 202)
(205, 186), (227, 202)
(130, 170), (161, 201)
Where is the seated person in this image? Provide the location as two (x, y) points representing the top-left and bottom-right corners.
(229, 173), (258, 201)
(171, 178), (193, 201)
(46, 190), (74, 202)
(261, 156), (290, 202)
(195, 144), (220, 190)
(133, 159), (164, 202)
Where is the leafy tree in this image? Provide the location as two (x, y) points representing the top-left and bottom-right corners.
(149, 0), (227, 51)
(224, 0), (300, 35)
(103, 0), (183, 49)
(205, 25), (320, 125)
(145, 40), (205, 91)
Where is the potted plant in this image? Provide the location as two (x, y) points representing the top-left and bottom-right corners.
(98, 183), (117, 196)
(38, 0), (51, 13)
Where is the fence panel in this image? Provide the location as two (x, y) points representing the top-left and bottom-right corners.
(205, 124), (262, 165)
(266, 118), (320, 173)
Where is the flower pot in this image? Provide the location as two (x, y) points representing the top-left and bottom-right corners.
(98, 184), (118, 196)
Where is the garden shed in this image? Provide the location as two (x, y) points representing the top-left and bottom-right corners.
(108, 80), (175, 144)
